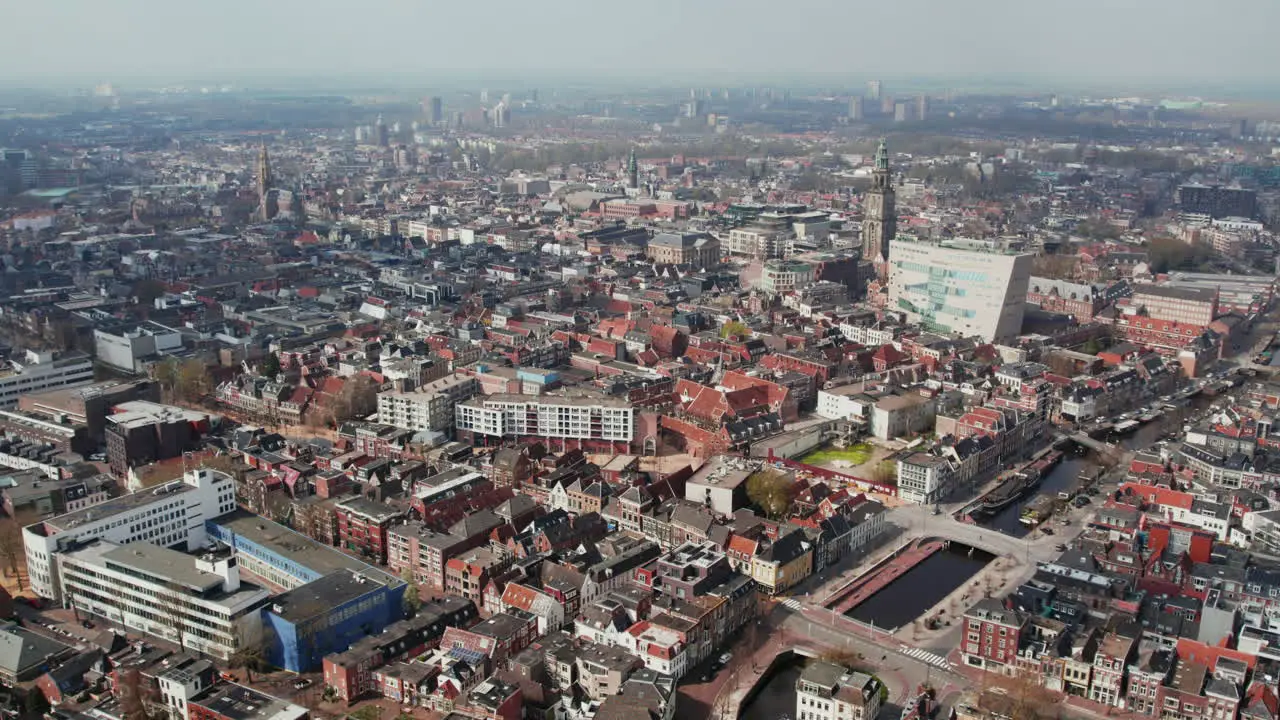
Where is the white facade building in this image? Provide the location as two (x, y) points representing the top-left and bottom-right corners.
(887, 237), (1033, 343)
(456, 394), (634, 443)
(23, 469), (237, 601)
(58, 541), (268, 661)
(816, 386), (872, 422)
(896, 453), (955, 505)
(796, 661), (883, 720)
(93, 322), (184, 374)
(0, 350), (95, 409)
(377, 373), (479, 433)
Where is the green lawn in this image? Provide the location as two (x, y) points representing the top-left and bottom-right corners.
(799, 443), (873, 465)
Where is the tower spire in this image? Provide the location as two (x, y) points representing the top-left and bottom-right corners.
(861, 138), (896, 266)
(627, 147), (639, 190)
(256, 143), (275, 221)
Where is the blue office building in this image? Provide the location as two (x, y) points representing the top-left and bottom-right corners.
(207, 511), (406, 672)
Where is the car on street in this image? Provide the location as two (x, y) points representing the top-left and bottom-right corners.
(293, 679), (313, 690)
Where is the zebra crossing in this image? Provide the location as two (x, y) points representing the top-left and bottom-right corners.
(900, 645), (950, 668)
(779, 598), (803, 611)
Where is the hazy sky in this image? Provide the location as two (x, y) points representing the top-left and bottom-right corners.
(6, 0), (1280, 88)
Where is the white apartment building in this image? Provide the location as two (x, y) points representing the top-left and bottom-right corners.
(0, 350), (95, 409)
(896, 452), (956, 505)
(377, 373), (479, 433)
(725, 226), (788, 260)
(456, 394), (634, 442)
(23, 468), (237, 601)
(760, 260), (815, 295)
(816, 386), (872, 422)
(58, 541), (268, 661)
(887, 237), (1033, 344)
(796, 661), (883, 720)
(837, 323), (898, 347)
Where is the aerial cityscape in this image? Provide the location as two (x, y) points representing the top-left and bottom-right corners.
(5, 4), (1280, 720)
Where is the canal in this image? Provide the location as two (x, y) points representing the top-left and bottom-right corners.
(845, 542), (992, 630)
(980, 453), (1090, 537)
(740, 656), (804, 720)
(979, 392), (1218, 537)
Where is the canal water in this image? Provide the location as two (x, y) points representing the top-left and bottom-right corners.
(981, 454), (1090, 537)
(740, 657), (804, 720)
(845, 543), (992, 630)
(979, 392), (1217, 538)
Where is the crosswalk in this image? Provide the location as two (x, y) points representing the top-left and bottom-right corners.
(779, 598), (803, 611)
(899, 645), (950, 668)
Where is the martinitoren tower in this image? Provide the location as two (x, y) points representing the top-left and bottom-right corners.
(256, 143), (276, 222)
(626, 147), (639, 190)
(861, 139), (896, 263)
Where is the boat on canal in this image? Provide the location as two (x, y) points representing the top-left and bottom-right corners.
(970, 450), (1063, 518)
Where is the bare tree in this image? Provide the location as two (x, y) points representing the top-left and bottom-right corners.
(0, 513), (32, 591)
(229, 627), (270, 684)
(153, 581), (190, 653)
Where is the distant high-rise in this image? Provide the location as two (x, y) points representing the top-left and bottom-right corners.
(480, 88), (490, 103)
(867, 80), (882, 101)
(894, 102), (909, 122)
(427, 97), (443, 125)
(492, 103), (510, 128)
(374, 114), (389, 147)
(916, 95), (928, 121)
(861, 139), (895, 264)
(848, 96), (864, 121)
(881, 95), (895, 115)
(529, 89), (538, 103)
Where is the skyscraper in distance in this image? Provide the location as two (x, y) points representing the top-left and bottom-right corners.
(428, 96), (443, 125)
(861, 139), (895, 264)
(867, 80), (882, 100)
(848, 96), (864, 120)
(374, 114), (389, 147)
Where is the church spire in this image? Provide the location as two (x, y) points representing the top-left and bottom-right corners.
(626, 147), (639, 190)
(862, 138), (896, 266)
(256, 143), (275, 221)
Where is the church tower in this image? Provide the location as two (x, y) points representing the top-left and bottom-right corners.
(626, 147), (639, 190)
(861, 139), (896, 263)
(256, 143), (276, 221)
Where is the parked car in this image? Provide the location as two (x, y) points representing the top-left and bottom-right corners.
(293, 679), (313, 690)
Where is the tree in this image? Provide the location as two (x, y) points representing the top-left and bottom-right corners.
(1082, 338), (1103, 355)
(229, 629), (270, 684)
(154, 357), (210, 404)
(745, 469), (795, 519)
(868, 461), (896, 486)
(154, 581), (190, 653)
(261, 353), (281, 381)
(132, 279), (167, 305)
(720, 320), (749, 340)
(401, 567), (421, 618)
(0, 513), (32, 591)
(328, 375), (378, 422)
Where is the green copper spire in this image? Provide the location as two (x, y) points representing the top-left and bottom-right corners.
(875, 138), (889, 170)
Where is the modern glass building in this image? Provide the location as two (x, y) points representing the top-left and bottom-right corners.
(887, 237), (1033, 344)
